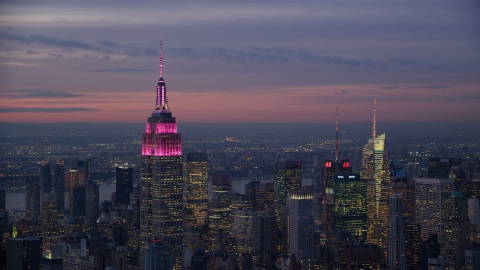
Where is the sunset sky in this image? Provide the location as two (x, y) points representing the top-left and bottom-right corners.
(1, 1), (479, 123)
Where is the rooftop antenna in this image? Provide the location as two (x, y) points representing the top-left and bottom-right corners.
(335, 104), (339, 161)
(159, 39), (163, 78)
(372, 96), (376, 140)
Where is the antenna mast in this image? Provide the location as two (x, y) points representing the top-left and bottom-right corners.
(335, 104), (339, 161)
(372, 96), (376, 140)
(159, 39), (163, 78)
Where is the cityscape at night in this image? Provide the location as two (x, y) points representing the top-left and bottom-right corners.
(1, 1), (480, 270)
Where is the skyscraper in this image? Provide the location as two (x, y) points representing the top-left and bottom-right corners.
(53, 160), (65, 219)
(333, 173), (367, 241)
(6, 236), (42, 270)
(403, 221), (421, 270)
(25, 182), (41, 219)
(140, 41), (183, 269)
(41, 193), (59, 246)
(428, 158), (462, 179)
(85, 181), (99, 222)
(66, 169), (86, 217)
(252, 210), (278, 265)
(274, 161), (301, 220)
(362, 98), (389, 253)
(41, 160), (52, 193)
(186, 152), (208, 227)
(274, 161), (301, 255)
(288, 191), (315, 270)
(388, 193), (405, 270)
(322, 106), (352, 232)
(414, 177), (452, 245)
(116, 165), (133, 205)
(444, 191), (469, 269)
(208, 174), (232, 251)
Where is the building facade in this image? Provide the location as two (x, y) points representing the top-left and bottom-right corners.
(362, 133), (390, 254)
(333, 173), (367, 241)
(288, 191), (314, 270)
(186, 152), (209, 227)
(116, 165), (134, 205)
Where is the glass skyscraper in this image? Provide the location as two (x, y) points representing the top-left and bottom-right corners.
(333, 173), (366, 241)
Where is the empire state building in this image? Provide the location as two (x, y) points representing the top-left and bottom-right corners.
(140, 41), (183, 269)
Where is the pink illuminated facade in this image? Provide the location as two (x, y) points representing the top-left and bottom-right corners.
(140, 41), (183, 269)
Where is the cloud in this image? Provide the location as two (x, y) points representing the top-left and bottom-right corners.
(419, 85), (454, 89)
(1, 32), (438, 71)
(339, 89), (355, 94)
(0, 32), (92, 50)
(48, 53), (62, 58)
(1, 89), (84, 99)
(0, 107), (98, 113)
(381, 86), (398, 90)
(387, 57), (437, 69)
(0, 31), (158, 58)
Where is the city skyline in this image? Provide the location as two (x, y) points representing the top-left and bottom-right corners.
(1, 1), (480, 123)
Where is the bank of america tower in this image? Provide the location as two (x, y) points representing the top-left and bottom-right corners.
(140, 41), (183, 269)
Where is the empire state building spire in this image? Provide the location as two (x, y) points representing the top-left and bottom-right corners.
(159, 39), (163, 79)
(156, 39), (168, 111)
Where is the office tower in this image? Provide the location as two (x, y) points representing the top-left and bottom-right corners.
(360, 133), (390, 251)
(388, 194), (405, 270)
(253, 181), (275, 213)
(41, 160), (52, 193)
(279, 204), (289, 255)
(116, 165), (133, 205)
(143, 237), (173, 270)
(0, 189), (5, 210)
(25, 182), (41, 219)
(252, 210), (277, 265)
(444, 191), (469, 269)
(85, 182), (100, 222)
(288, 191), (314, 270)
(208, 174), (232, 250)
(362, 132), (389, 251)
(468, 197), (480, 243)
(140, 42), (183, 269)
(449, 166), (468, 196)
(77, 159), (91, 182)
(231, 207), (255, 258)
(390, 162), (415, 222)
(333, 173), (367, 241)
(414, 177), (452, 244)
(53, 160), (65, 219)
(322, 159), (352, 232)
(41, 193), (59, 246)
(404, 221), (421, 270)
(186, 152), (208, 227)
(361, 98), (390, 253)
(274, 161), (301, 219)
(322, 107), (352, 232)
(6, 236), (43, 270)
(66, 169), (86, 217)
(428, 158), (462, 178)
